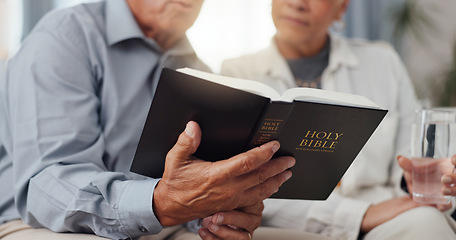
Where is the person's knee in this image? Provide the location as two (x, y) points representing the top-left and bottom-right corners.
(365, 206), (455, 240)
(390, 206), (454, 238)
(399, 206), (447, 228)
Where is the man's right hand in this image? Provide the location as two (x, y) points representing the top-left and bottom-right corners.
(153, 121), (295, 226)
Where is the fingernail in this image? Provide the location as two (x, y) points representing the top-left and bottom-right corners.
(442, 176), (452, 184)
(209, 222), (219, 232)
(199, 228), (207, 237)
(396, 155), (402, 161)
(284, 171), (292, 180)
(444, 188), (452, 195)
(272, 143), (280, 153)
(185, 122), (194, 137)
(214, 214), (224, 224)
(288, 158), (296, 168)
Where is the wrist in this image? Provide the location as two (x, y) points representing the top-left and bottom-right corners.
(153, 180), (204, 226)
(360, 204), (376, 233)
(153, 181), (179, 226)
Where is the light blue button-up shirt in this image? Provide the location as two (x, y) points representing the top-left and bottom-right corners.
(0, 0), (209, 239)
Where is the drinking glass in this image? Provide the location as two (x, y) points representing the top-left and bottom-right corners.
(410, 109), (456, 204)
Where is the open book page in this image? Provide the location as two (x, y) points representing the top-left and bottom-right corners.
(177, 68), (281, 99)
(177, 68), (382, 109)
(282, 88), (382, 109)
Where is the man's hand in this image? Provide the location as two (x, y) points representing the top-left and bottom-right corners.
(153, 121), (295, 226)
(198, 202), (264, 240)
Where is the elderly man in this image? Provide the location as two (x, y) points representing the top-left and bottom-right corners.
(0, 0), (302, 239)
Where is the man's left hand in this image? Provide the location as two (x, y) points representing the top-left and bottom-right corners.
(198, 201), (264, 240)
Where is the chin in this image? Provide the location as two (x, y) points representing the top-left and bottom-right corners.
(279, 29), (311, 42)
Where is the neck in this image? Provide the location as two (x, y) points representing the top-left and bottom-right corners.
(140, 25), (177, 51)
(276, 34), (329, 59)
(126, 0), (178, 51)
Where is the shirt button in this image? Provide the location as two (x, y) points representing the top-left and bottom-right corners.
(138, 225), (148, 233)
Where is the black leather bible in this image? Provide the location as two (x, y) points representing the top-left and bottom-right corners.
(130, 68), (388, 200)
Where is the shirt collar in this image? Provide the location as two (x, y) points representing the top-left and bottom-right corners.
(266, 37), (295, 81)
(266, 33), (359, 75)
(106, 0), (145, 45)
(165, 36), (196, 56)
(327, 34), (359, 72)
(106, 0), (195, 56)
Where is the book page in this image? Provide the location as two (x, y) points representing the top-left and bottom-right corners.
(281, 88), (382, 109)
(177, 68), (281, 100)
(178, 68), (383, 109)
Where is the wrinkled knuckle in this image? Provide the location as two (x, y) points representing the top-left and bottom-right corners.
(251, 208), (263, 230)
(165, 151), (175, 162)
(257, 168), (268, 184)
(253, 218), (262, 230)
(258, 201), (265, 212)
(259, 185), (271, 200)
(241, 153), (258, 172)
(176, 136), (191, 149)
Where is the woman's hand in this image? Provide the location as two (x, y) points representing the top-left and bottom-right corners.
(442, 155), (456, 196)
(396, 155), (453, 212)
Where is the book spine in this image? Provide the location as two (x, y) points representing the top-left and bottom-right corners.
(247, 102), (294, 148)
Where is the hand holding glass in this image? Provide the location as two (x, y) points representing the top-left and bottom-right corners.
(411, 109), (456, 204)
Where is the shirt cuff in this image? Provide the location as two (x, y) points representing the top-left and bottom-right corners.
(331, 198), (370, 240)
(400, 175), (409, 194)
(118, 178), (163, 237)
(185, 219), (202, 233)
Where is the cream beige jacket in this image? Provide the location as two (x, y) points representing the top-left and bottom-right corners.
(221, 35), (421, 240)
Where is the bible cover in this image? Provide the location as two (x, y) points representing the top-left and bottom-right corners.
(130, 68), (388, 200)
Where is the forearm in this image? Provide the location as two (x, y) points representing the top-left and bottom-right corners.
(18, 164), (163, 239)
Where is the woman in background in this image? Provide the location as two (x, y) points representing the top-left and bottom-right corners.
(221, 0), (456, 239)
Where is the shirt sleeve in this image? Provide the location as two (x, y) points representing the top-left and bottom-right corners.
(185, 219), (202, 233)
(6, 14), (163, 239)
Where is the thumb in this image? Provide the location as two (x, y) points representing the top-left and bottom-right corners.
(166, 121), (202, 162)
(397, 155), (413, 172)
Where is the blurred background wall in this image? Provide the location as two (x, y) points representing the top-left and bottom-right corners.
(1, 0), (455, 107)
(402, 0), (456, 107)
(0, 0), (13, 63)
